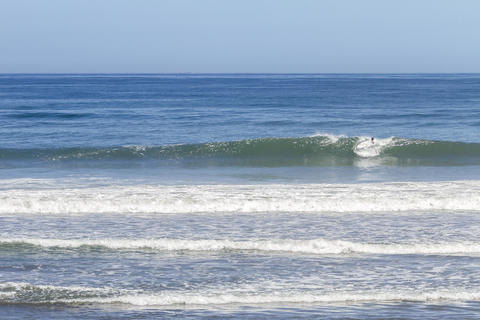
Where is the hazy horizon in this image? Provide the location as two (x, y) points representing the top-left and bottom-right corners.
(1, 0), (480, 73)
(3, 72), (480, 75)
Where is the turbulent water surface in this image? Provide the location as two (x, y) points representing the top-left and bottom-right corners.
(1, 74), (480, 319)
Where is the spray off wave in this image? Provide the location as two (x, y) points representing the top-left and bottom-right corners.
(1, 135), (480, 167)
(2, 180), (480, 214)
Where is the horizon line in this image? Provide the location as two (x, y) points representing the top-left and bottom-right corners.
(2, 72), (480, 75)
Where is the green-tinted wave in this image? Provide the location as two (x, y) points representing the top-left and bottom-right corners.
(1, 136), (480, 167)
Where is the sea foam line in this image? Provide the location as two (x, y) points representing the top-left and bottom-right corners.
(85, 290), (480, 306)
(1, 180), (480, 214)
(3, 238), (480, 255)
(2, 282), (480, 306)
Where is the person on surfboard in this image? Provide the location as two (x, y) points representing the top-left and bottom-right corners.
(371, 137), (375, 144)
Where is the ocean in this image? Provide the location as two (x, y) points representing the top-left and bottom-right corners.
(1, 73), (480, 319)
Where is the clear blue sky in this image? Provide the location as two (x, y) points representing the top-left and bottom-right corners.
(1, 0), (479, 73)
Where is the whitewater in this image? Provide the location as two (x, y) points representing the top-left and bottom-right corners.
(2, 74), (480, 319)
(4, 237), (480, 255)
(1, 180), (480, 214)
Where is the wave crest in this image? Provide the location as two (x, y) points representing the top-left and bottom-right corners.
(1, 135), (480, 167)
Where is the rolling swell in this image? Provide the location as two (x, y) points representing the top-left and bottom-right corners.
(6, 111), (94, 120)
(1, 135), (480, 167)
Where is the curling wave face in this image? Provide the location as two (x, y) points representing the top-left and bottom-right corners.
(1, 135), (480, 167)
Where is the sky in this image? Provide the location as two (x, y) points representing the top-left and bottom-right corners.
(1, 0), (479, 73)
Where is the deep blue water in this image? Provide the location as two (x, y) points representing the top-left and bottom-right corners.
(1, 74), (479, 149)
(1, 74), (480, 319)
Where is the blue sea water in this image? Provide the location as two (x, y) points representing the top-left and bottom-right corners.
(1, 74), (480, 319)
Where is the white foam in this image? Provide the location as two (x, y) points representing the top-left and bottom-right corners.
(2, 281), (480, 306)
(4, 237), (480, 255)
(1, 180), (480, 215)
(86, 290), (480, 306)
(354, 136), (395, 157)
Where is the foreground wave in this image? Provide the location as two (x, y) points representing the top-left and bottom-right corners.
(2, 282), (480, 306)
(1, 180), (479, 214)
(1, 135), (480, 167)
(3, 238), (480, 255)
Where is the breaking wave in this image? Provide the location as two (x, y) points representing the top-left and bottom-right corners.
(1, 180), (479, 214)
(1, 135), (480, 167)
(2, 238), (480, 256)
(2, 282), (480, 306)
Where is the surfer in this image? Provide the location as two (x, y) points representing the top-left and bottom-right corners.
(371, 137), (375, 144)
